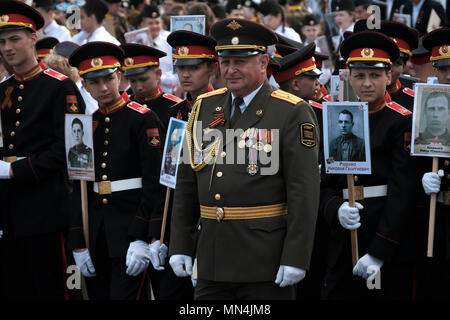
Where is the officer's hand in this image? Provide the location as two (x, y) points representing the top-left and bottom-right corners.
(169, 254), (193, 277)
(353, 253), (384, 279)
(191, 258), (197, 287)
(338, 201), (363, 230)
(125, 240), (150, 277)
(149, 240), (168, 271)
(0, 160), (12, 179)
(422, 170), (444, 195)
(275, 265), (306, 287)
(72, 248), (96, 278)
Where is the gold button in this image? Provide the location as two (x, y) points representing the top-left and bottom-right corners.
(101, 163), (106, 168)
(16, 108), (21, 114)
(105, 128), (109, 134)
(217, 171), (223, 178)
(216, 207), (224, 222)
(105, 117), (110, 123)
(103, 152), (108, 157)
(104, 140), (109, 146)
(19, 84), (24, 90)
(354, 175), (358, 182)
(17, 96), (22, 102)
(10, 131), (15, 137)
(8, 144), (13, 150)
(102, 198), (108, 204)
(215, 193), (221, 200)
(445, 160), (449, 166)
(221, 151), (226, 158)
(15, 121), (20, 127)
(102, 175), (108, 181)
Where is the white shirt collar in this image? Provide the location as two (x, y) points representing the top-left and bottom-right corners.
(231, 81), (265, 112)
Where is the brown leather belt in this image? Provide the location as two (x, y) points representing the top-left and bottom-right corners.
(200, 203), (288, 222)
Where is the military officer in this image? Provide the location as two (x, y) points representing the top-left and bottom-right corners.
(121, 43), (182, 130)
(67, 117), (93, 169)
(68, 42), (166, 300)
(352, 20), (419, 111)
(320, 31), (416, 299)
(0, 0), (85, 299)
(36, 36), (59, 59)
(168, 18), (320, 300)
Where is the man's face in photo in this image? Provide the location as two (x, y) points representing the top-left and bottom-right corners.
(338, 112), (353, 136)
(425, 94), (449, 134)
(72, 123), (84, 145)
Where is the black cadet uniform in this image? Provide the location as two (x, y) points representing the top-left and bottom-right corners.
(320, 31), (416, 299)
(121, 44), (182, 130)
(0, 0), (85, 300)
(68, 42), (166, 300)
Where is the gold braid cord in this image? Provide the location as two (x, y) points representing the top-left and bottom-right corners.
(186, 98), (221, 172)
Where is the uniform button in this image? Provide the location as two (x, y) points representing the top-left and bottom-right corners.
(102, 175), (108, 181)
(19, 84), (24, 90)
(104, 140), (109, 146)
(15, 121), (20, 127)
(445, 160), (449, 166)
(354, 175), (358, 182)
(101, 163), (106, 168)
(17, 96), (22, 102)
(103, 152), (108, 157)
(104, 128), (109, 134)
(221, 151), (226, 158)
(215, 193), (221, 200)
(8, 144), (13, 149)
(216, 171), (223, 178)
(105, 117), (110, 123)
(16, 108), (21, 114)
(10, 131), (15, 137)
(102, 198), (108, 204)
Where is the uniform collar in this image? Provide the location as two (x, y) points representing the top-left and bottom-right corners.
(369, 91), (391, 115)
(387, 79), (402, 95)
(98, 91), (130, 115)
(135, 85), (162, 103)
(14, 60), (46, 82)
(315, 85), (327, 102)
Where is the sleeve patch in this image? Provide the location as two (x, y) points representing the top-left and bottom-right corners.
(299, 122), (316, 148)
(66, 95), (79, 113)
(146, 128), (161, 147)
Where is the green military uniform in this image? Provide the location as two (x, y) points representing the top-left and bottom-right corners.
(68, 143), (93, 168)
(169, 18), (320, 300)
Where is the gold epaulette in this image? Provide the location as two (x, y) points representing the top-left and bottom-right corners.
(386, 101), (412, 116)
(271, 90), (304, 105)
(196, 88), (228, 100)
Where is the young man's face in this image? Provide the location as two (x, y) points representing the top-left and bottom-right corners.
(335, 11), (354, 30)
(291, 74), (320, 101)
(72, 123), (84, 145)
(436, 66), (450, 85)
(82, 71), (122, 106)
(80, 9), (96, 33)
(338, 113), (354, 136)
(140, 17), (162, 40)
(262, 13), (282, 30)
(127, 67), (161, 97)
(227, 9), (245, 19)
(390, 58), (405, 85)
(425, 95), (449, 133)
(176, 62), (217, 95)
(301, 25), (320, 43)
(349, 68), (391, 104)
(0, 29), (37, 69)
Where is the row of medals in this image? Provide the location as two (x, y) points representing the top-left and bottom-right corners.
(238, 128), (273, 175)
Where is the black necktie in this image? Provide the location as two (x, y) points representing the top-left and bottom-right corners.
(230, 97), (243, 127)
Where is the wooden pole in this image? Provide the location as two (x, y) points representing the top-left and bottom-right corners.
(79, 180), (90, 300)
(160, 187), (171, 244)
(347, 174), (360, 267)
(427, 157), (439, 257)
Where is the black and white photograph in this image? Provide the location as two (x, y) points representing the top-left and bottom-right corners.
(160, 117), (187, 189)
(323, 102), (371, 174)
(170, 15), (206, 35)
(64, 114), (95, 181)
(124, 27), (153, 47)
(412, 83), (450, 157)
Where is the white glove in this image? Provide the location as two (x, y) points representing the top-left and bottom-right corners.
(72, 249), (96, 278)
(125, 240), (150, 277)
(338, 201), (363, 230)
(422, 170), (444, 195)
(0, 160), (11, 179)
(274, 265), (306, 287)
(149, 240), (168, 271)
(191, 258), (197, 287)
(353, 253), (384, 279)
(169, 254), (193, 277)
(0, 230), (3, 239)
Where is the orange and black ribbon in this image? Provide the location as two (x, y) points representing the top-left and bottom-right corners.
(1, 86), (13, 110)
(208, 112), (226, 128)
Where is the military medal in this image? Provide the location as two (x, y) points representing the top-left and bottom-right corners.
(247, 148), (259, 175)
(238, 139), (246, 148)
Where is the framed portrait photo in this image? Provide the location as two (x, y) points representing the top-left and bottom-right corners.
(323, 102), (372, 175)
(124, 27), (153, 47)
(170, 15), (206, 35)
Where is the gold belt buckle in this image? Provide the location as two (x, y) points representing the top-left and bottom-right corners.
(353, 185), (365, 201)
(216, 207), (224, 222)
(98, 181), (112, 195)
(443, 191), (450, 205)
(4, 156), (17, 163)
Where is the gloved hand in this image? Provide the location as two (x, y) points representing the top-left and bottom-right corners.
(0, 160), (11, 179)
(72, 249), (96, 278)
(338, 201), (363, 230)
(191, 258), (197, 287)
(126, 240), (150, 277)
(149, 240), (168, 271)
(169, 254), (193, 277)
(274, 265), (306, 287)
(422, 170), (444, 195)
(353, 253), (384, 279)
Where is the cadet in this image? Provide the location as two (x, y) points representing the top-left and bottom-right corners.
(0, 0), (84, 299)
(169, 19), (320, 300)
(121, 43), (182, 130)
(68, 42), (166, 300)
(320, 31), (416, 299)
(353, 20), (419, 111)
(36, 36), (59, 59)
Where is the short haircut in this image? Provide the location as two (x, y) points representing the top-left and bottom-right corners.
(339, 109), (354, 122)
(424, 91), (450, 111)
(82, 0), (109, 24)
(72, 118), (84, 130)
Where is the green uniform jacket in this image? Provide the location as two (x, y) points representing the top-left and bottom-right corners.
(169, 80), (320, 282)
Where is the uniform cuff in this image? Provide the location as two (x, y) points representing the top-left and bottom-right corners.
(368, 232), (399, 262)
(128, 215), (150, 242)
(68, 227), (86, 251)
(11, 157), (38, 184)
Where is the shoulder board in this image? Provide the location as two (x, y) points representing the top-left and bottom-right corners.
(386, 102), (412, 116)
(163, 93), (183, 103)
(271, 90), (304, 105)
(197, 88), (228, 100)
(323, 95), (331, 102)
(44, 68), (68, 81)
(308, 100), (322, 109)
(127, 101), (150, 114)
(402, 87), (415, 98)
